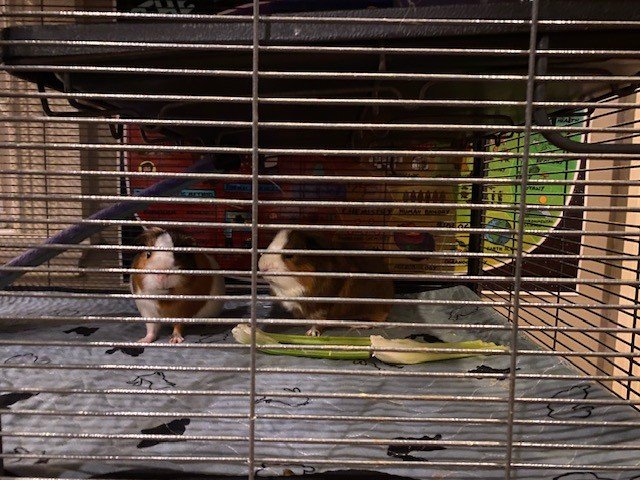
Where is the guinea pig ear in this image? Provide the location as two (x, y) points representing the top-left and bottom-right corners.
(169, 230), (197, 248)
(138, 225), (164, 234)
(133, 226), (164, 246)
(133, 230), (151, 246)
(300, 231), (332, 251)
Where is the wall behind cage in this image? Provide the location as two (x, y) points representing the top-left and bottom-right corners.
(0, 0), (122, 289)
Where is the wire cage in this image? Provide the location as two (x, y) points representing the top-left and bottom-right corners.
(1, 0), (640, 479)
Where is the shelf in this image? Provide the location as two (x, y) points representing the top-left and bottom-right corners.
(2, 0), (640, 145)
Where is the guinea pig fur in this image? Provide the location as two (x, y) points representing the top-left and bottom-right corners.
(130, 227), (225, 344)
(258, 229), (394, 336)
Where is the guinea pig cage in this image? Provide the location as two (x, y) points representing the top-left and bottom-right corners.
(2, 0), (640, 479)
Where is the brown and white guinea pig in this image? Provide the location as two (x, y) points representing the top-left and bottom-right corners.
(258, 229), (394, 336)
(130, 227), (225, 344)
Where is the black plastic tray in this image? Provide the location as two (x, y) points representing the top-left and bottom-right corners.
(2, 0), (640, 146)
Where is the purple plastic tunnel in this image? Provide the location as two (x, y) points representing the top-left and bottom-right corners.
(0, 156), (215, 289)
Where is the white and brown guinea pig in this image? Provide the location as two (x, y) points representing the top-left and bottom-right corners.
(130, 227), (225, 344)
(258, 229), (394, 336)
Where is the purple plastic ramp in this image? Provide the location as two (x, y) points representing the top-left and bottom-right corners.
(0, 156), (215, 289)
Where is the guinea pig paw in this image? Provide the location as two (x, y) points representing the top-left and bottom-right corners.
(169, 334), (185, 344)
(137, 335), (156, 344)
(305, 326), (322, 337)
(349, 324), (374, 332)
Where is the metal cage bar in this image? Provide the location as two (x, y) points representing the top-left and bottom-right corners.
(2, 1), (640, 479)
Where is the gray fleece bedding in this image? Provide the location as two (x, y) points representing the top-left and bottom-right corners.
(1, 286), (639, 480)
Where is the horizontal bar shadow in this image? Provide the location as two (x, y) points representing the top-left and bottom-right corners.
(84, 468), (416, 480)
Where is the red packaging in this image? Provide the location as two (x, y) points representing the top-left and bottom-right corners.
(125, 127), (468, 275)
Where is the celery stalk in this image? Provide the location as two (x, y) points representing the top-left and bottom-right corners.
(370, 336), (507, 365)
(266, 332), (372, 346)
(259, 348), (371, 360)
(231, 325), (371, 360)
(231, 324), (506, 364)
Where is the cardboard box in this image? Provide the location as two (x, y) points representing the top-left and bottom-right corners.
(125, 127), (471, 275)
